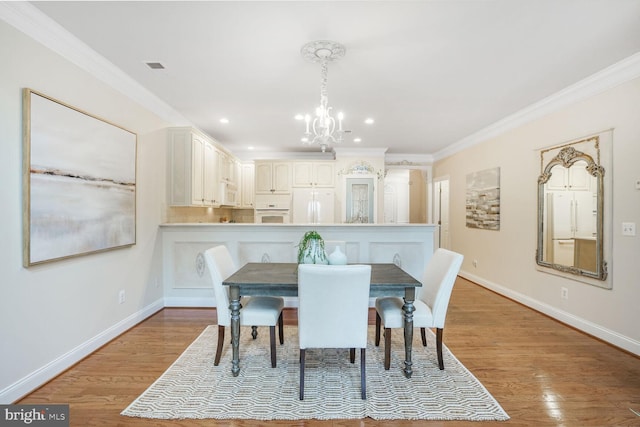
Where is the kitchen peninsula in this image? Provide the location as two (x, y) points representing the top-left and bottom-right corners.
(160, 223), (436, 307)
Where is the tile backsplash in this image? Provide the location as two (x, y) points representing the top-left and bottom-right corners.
(166, 207), (254, 223)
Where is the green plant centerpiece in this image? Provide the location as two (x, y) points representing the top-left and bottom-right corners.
(297, 230), (328, 264)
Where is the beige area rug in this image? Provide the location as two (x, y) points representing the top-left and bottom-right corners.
(122, 325), (509, 421)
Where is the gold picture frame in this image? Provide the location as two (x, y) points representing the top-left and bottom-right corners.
(22, 88), (137, 266)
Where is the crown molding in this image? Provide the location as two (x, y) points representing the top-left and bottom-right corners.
(385, 153), (434, 165)
(4, 3), (639, 160)
(0, 2), (190, 126)
(333, 147), (388, 158)
(236, 151), (336, 161)
(434, 51), (640, 162)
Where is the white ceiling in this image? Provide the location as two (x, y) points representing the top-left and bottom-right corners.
(25, 1), (640, 159)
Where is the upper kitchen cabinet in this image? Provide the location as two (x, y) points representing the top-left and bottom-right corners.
(545, 160), (592, 191)
(292, 161), (335, 187)
(255, 161), (291, 194)
(240, 162), (255, 208)
(168, 127), (218, 206)
(218, 150), (240, 187)
(217, 150), (240, 206)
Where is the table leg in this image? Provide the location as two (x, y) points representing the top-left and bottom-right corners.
(402, 287), (416, 378)
(229, 286), (241, 377)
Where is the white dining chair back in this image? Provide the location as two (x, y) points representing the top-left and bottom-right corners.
(418, 248), (464, 329)
(204, 245), (236, 327)
(203, 245), (285, 367)
(297, 264), (371, 400)
(375, 248), (463, 371)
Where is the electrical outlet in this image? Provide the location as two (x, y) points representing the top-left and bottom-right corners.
(561, 287), (568, 300)
(472, 259), (478, 268)
(622, 222), (636, 236)
(118, 290), (126, 304)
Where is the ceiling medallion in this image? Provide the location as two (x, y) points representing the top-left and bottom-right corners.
(299, 40), (349, 152)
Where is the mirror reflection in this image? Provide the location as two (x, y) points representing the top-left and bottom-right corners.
(537, 145), (607, 280)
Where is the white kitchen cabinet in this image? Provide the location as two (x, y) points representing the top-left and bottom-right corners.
(203, 142), (217, 205)
(168, 127), (218, 206)
(240, 162), (255, 208)
(218, 150), (230, 182)
(255, 161), (291, 194)
(231, 158), (240, 188)
(292, 161), (335, 187)
(546, 160), (592, 191)
(218, 150), (239, 186)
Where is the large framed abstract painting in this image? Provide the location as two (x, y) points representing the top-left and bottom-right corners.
(466, 167), (500, 230)
(23, 89), (137, 266)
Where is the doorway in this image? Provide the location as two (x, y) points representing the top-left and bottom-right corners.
(383, 169), (427, 224)
(433, 178), (450, 249)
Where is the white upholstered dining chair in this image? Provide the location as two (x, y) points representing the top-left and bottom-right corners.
(297, 264), (371, 400)
(375, 248), (463, 370)
(203, 245), (284, 368)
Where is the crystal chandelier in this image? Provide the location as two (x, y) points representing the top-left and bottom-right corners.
(300, 40), (348, 152)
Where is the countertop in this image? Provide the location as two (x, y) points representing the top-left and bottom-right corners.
(160, 222), (438, 227)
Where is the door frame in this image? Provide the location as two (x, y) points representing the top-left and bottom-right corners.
(433, 176), (450, 249)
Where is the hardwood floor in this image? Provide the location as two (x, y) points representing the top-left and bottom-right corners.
(18, 278), (640, 426)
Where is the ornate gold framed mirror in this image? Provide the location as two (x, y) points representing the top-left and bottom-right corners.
(536, 136), (607, 281)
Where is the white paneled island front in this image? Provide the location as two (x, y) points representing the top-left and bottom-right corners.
(161, 223), (437, 307)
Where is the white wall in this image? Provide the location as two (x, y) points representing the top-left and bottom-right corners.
(0, 20), (171, 402)
(434, 76), (640, 354)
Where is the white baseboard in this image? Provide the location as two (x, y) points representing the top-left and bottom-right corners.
(459, 270), (640, 356)
(163, 297), (215, 307)
(0, 298), (164, 404)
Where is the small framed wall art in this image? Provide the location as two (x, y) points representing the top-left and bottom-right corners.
(466, 167), (500, 230)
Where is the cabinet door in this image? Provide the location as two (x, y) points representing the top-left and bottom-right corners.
(241, 163), (255, 208)
(230, 159), (240, 187)
(314, 162), (335, 187)
(202, 142), (216, 205)
(218, 151), (230, 182)
(293, 162), (334, 187)
(568, 163), (592, 191)
(272, 162), (291, 193)
(211, 149), (221, 205)
(546, 166), (568, 190)
(547, 161), (592, 191)
(191, 135), (205, 205)
(255, 162), (273, 193)
(292, 162), (313, 187)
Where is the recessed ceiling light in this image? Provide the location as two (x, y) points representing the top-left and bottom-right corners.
(353, 138), (362, 143)
(301, 137), (309, 143)
(294, 114), (305, 121)
(145, 62), (165, 69)
(219, 118), (229, 124)
(364, 118), (375, 125)
(247, 146), (254, 150)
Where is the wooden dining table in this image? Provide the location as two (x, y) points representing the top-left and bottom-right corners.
(222, 262), (422, 378)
